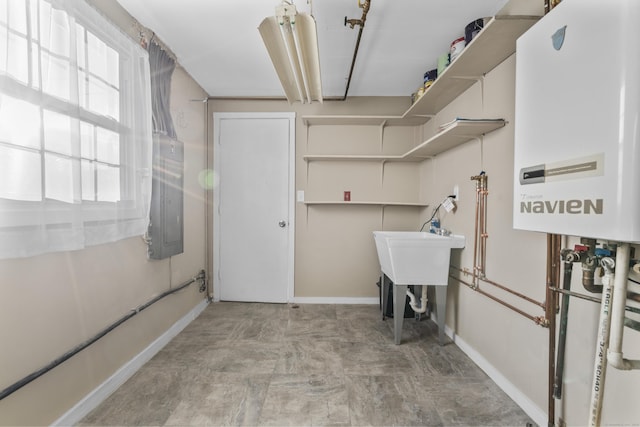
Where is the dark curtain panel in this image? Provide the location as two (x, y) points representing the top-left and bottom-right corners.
(148, 41), (177, 138)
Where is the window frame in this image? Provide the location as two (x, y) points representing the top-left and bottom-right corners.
(0, 0), (152, 257)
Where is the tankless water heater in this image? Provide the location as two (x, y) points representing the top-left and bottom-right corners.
(513, 0), (640, 242)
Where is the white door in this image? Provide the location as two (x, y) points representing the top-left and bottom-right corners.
(213, 113), (294, 303)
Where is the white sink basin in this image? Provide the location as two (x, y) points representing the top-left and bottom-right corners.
(373, 231), (465, 285)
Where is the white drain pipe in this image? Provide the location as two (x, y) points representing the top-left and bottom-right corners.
(406, 286), (428, 314)
(607, 243), (640, 370)
(588, 256), (615, 427)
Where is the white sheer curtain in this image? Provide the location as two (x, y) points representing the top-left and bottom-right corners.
(0, 0), (152, 259)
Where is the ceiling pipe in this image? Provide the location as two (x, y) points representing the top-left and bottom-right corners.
(342, 0), (371, 100)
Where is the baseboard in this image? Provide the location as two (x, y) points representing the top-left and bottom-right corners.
(291, 296), (379, 305)
(52, 298), (209, 426)
(441, 323), (547, 427)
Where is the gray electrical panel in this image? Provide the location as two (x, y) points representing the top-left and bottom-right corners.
(148, 133), (184, 259)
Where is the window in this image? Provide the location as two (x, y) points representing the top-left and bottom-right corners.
(0, 0), (152, 259)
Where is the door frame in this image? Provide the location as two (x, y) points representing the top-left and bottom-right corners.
(212, 112), (296, 302)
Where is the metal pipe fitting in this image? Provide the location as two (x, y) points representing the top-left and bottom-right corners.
(582, 255), (603, 293)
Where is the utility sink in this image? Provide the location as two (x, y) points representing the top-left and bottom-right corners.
(373, 231), (465, 286)
(373, 231), (465, 346)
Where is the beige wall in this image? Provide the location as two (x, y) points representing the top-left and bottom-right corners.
(2, 2), (638, 425)
(416, 55), (640, 426)
(208, 97), (423, 300)
(0, 2), (208, 425)
(209, 54), (640, 426)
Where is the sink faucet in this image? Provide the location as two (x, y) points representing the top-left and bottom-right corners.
(437, 228), (452, 236)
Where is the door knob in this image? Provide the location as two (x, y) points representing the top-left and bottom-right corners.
(278, 220), (287, 228)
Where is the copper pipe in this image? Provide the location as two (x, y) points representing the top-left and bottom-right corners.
(450, 266), (545, 308)
(481, 176), (488, 276)
(477, 184), (484, 278)
(462, 173), (549, 312)
(471, 174), (487, 286)
(479, 179), (485, 276)
(481, 184), (488, 274)
(472, 179), (480, 286)
(483, 275), (545, 308)
(450, 274), (542, 324)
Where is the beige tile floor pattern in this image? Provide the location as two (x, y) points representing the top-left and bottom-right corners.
(79, 302), (536, 426)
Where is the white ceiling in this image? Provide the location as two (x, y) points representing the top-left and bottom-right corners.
(116, 0), (510, 99)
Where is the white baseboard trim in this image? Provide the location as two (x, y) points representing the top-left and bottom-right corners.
(291, 296), (379, 305)
(52, 298), (209, 427)
(442, 324), (546, 427)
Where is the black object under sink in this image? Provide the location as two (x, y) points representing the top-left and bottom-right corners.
(377, 276), (415, 318)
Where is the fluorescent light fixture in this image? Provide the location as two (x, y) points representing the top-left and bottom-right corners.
(259, 2), (323, 103)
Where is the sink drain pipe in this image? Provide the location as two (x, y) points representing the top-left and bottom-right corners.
(406, 286), (428, 313)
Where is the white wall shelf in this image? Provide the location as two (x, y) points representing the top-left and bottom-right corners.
(303, 154), (420, 163)
(304, 119), (506, 163)
(301, 115), (430, 127)
(303, 201), (428, 207)
(302, 154), (422, 187)
(301, 201), (429, 227)
(299, 3), (536, 220)
(303, 119), (504, 190)
(404, 119), (506, 159)
(403, 15), (539, 118)
(300, 15), (539, 127)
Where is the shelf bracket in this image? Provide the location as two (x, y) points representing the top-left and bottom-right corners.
(381, 160), (386, 186)
(379, 120), (387, 152)
(449, 75), (485, 109)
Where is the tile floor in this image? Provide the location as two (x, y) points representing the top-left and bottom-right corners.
(79, 302), (535, 426)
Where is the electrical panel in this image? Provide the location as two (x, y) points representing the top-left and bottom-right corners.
(148, 133), (184, 259)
